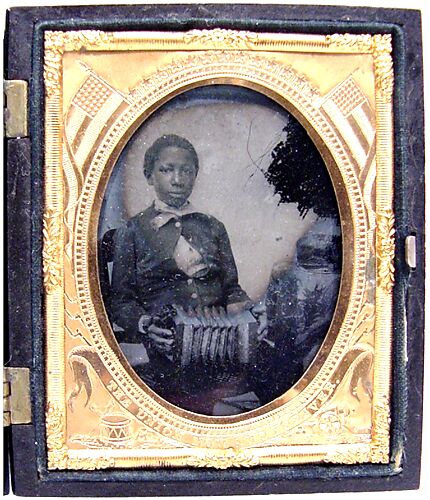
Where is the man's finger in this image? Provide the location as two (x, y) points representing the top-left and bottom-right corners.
(148, 325), (174, 338)
(257, 327), (269, 342)
(148, 333), (174, 346)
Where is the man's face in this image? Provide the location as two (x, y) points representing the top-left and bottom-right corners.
(148, 146), (198, 208)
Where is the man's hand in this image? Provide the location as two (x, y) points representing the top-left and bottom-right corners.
(250, 302), (269, 343)
(226, 300), (252, 315)
(138, 312), (175, 355)
(147, 324), (175, 354)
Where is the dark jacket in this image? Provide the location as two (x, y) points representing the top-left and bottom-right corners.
(110, 204), (249, 335)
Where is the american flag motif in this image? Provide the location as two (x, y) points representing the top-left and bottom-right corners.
(65, 66), (128, 169)
(321, 75), (377, 232)
(63, 67), (130, 259)
(74, 74), (113, 118)
(321, 75), (375, 175)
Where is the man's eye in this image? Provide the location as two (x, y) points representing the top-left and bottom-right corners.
(159, 166), (173, 173)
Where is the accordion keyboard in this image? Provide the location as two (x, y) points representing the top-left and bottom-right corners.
(153, 305), (258, 376)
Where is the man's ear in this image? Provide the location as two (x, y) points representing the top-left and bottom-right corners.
(147, 174), (154, 186)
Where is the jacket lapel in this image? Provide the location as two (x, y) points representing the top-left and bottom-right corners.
(137, 205), (181, 264)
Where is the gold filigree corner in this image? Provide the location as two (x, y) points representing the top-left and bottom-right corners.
(372, 34), (393, 54)
(46, 402), (68, 469)
(48, 450), (115, 471)
(325, 33), (373, 51)
(183, 28), (258, 48)
(47, 448), (69, 470)
(372, 34), (393, 103)
(43, 209), (63, 294)
(44, 30), (114, 97)
(44, 32), (65, 98)
(46, 402), (115, 470)
(325, 33), (393, 102)
(187, 448), (259, 469)
(63, 30), (115, 51)
(324, 444), (370, 464)
(370, 396), (391, 463)
(65, 456), (115, 470)
(376, 209), (395, 293)
(46, 403), (65, 450)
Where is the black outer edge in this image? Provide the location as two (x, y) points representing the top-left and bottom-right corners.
(3, 9), (11, 495)
(4, 4), (424, 496)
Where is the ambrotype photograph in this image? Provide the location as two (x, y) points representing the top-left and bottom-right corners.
(98, 85), (341, 416)
(44, 28), (396, 469)
(5, 2), (421, 490)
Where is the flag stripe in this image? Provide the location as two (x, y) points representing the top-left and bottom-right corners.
(72, 115), (92, 155)
(79, 100), (130, 179)
(322, 100), (368, 169)
(347, 113), (371, 153)
(320, 108), (362, 178)
(65, 106), (87, 146)
(351, 105), (375, 145)
(74, 93), (124, 167)
(361, 101), (375, 127)
(359, 140), (376, 185)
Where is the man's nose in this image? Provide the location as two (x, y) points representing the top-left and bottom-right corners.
(172, 170), (184, 185)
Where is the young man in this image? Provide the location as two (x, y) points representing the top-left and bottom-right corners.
(110, 134), (251, 406)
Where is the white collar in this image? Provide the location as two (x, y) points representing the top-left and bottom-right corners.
(150, 200), (199, 231)
(153, 199), (197, 216)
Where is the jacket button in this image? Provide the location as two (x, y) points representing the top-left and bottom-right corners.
(175, 221), (181, 228)
(191, 292), (198, 299)
(187, 278), (193, 285)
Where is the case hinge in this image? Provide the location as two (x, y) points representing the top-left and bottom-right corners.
(3, 367), (32, 427)
(4, 80), (28, 138)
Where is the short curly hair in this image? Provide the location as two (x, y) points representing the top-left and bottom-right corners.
(143, 134), (199, 179)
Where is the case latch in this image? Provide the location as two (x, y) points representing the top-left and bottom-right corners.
(405, 235), (417, 269)
(4, 80), (28, 138)
(3, 367), (32, 427)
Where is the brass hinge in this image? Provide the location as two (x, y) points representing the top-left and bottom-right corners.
(4, 80), (28, 138)
(3, 367), (32, 427)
